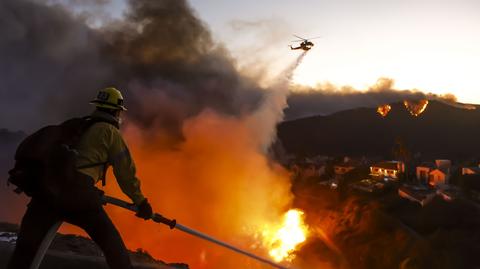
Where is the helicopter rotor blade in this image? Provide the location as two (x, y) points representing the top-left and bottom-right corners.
(305, 36), (322, 40)
(290, 39), (305, 42)
(293, 34), (307, 41)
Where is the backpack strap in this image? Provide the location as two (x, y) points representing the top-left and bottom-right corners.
(76, 161), (109, 186)
(77, 162), (108, 169)
(75, 116), (119, 187)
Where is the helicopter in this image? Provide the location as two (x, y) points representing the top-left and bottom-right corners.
(290, 35), (321, 51)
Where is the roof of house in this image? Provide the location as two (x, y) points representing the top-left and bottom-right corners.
(464, 167), (480, 173)
(430, 168), (449, 175)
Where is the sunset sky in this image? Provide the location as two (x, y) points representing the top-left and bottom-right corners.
(106, 0), (480, 103)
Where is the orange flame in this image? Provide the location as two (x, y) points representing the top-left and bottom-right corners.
(257, 209), (309, 262)
(377, 104), (392, 117)
(404, 99), (429, 116)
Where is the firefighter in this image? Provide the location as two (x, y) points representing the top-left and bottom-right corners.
(8, 87), (153, 269)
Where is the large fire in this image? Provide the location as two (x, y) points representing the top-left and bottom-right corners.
(377, 100), (430, 118)
(258, 209), (309, 263)
(377, 104), (392, 117)
(61, 111), (297, 268)
(404, 99), (429, 116)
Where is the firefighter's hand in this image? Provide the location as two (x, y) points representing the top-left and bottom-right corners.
(135, 198), (153, 220)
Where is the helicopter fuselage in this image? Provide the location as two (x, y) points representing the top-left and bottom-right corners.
(290, 35), (319, 51)
(290, 41), (314, 51)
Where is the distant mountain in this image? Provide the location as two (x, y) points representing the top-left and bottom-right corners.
(277, 100), (480, 160)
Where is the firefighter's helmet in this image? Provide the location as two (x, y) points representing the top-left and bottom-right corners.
(90, 87), (127, 111)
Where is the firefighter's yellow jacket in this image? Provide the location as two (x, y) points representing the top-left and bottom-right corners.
(75, 111), (145, 205)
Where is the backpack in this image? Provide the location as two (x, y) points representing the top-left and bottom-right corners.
(7, 116), (116, 199)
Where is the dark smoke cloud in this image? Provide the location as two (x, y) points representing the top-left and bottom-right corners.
(43, 0), (111, 6)
(0, 0), (111, 131)
(284, 78), (450, 120)
(0, 0), (262, 134)
(67, 0), (110, 5)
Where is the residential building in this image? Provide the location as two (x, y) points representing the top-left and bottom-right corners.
(435, 160), (452, 171)
(416, 162), (435, 182)
(415, 160), (452, 187)
(462, 167), (480, 175)
(291, 161), (326, 181)
(370, 161), (405, 181)
(334, 164), (355, 176)
(333, 157), (358, 177)
(428, 168), (450, 187)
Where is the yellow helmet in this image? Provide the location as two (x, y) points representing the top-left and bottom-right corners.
(90, 87), (127, 111)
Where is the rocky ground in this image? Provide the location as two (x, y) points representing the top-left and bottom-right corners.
(0, 223), (188, 269)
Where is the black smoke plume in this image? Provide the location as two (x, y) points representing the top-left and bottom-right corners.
(0, 0), (262, 136)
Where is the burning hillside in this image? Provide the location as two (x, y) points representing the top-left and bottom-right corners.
(376, 100), (429, 117)
(278, 100), (480, 159)
(377, 104), (392, 117)
(404, 99), (429, 117)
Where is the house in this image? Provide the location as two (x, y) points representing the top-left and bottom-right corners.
(370, 161), (405, 181)
(435, 160), (452, 171)
(334, 163), (355, 176)
(462, 166), (480, 175)
(429, 160), (451, 187)
(428, 168), (450, 187)
(333, 157), (358, 177)
(291, 160), (326, 181)
(415, 160), (452, 187)
(398, 184), (436, 206)
(416, 162), (435, 182)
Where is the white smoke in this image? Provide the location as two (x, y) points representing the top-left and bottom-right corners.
(247, 51), (308, 151)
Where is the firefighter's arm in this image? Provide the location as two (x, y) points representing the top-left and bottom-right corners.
(107, 128), (146, 205)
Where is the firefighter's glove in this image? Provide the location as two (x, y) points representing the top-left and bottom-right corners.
(135, 198), (153, 220)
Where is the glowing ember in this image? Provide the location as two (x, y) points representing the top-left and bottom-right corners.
(260, 209), (309, 262)
(404, 99), (429, 116)
(377, 104), (392, 117)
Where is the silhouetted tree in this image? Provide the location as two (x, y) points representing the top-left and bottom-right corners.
(392, 137), (412, 181)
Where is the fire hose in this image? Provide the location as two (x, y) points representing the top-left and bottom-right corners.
(29, 195), (291, 269)
(103, 195), (291, 269)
